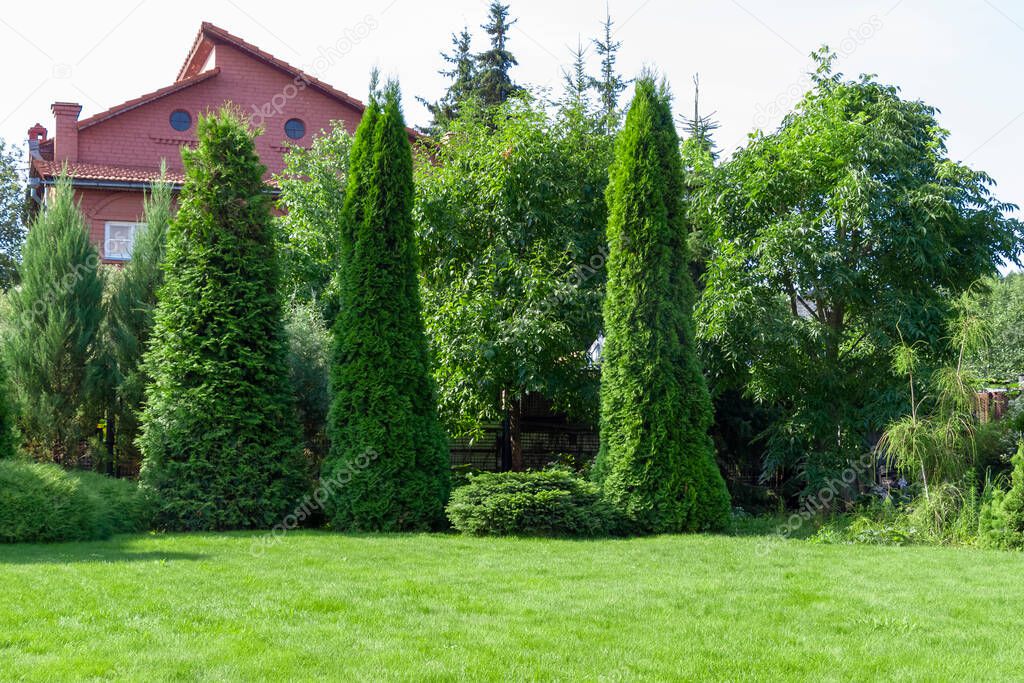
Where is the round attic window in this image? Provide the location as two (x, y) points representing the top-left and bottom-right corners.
(169, 110), (192, 132)
(284, 118), (306, 140)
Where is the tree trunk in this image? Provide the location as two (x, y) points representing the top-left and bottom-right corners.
(509, 395), (524, 471)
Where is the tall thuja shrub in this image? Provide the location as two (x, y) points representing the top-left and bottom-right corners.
(5, 175), (103, 462)
(326, 81), (451, 531)
(138, 109), (306, 530)
(593, 78), (730, 533)
(107, 172), (172, 465)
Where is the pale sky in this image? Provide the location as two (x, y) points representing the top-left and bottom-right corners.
(3, 0), (1023, 253)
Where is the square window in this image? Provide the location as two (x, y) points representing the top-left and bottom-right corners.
(104, 222), (144, 261)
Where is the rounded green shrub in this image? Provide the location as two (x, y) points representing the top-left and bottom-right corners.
(0, 461), (149, 543)
(446, 469), (623, 536)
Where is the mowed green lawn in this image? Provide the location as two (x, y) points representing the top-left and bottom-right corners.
(1, 532), (1022, 681)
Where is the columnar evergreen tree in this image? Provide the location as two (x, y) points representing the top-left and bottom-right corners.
(325, 81), (451, 531)
(4, 175), (103, 462)
(593, 77), (730, 533)
(138, 109), (306, 530)
(474, 1), (520, 106)
(106, 171), (173, 466)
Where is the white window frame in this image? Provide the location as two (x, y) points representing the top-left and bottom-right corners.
(104, 222), (144, 261)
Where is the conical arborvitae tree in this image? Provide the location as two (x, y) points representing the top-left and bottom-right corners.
(5, 175), (103, 462)
(325, 81), (451, 531)
(138, 108), (306, 530)
(593, 77), (731, 533)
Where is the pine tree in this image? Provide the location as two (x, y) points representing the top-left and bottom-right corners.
(325, 80), (451, 531)
(590, 9), (629, 133)
(417, 28), (476, 135)
(106, 170), (172, 467)
(138, 108), (306, 531)
(593, 77), (731, 533)
(474, 1), (520, 106)
(4, 175), (103, 462)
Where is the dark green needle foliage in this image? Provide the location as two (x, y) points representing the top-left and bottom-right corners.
(138, 108), (306, 531)
(4, 175), (103, 462)
(0, 359), (15, 460)
(325, 80), (451, 531)
(593, 77), (730, 533)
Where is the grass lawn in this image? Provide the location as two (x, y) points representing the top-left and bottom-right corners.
(1, 531), (1022, 681)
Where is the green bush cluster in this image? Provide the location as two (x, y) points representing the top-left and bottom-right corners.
(446, 469), (623, 536)
(0, 460), (149, 543)
(980, 443), (1024, 549)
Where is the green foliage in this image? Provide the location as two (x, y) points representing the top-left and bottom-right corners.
(879, 290), (994, 497)
(446, 469), (622, 536)
(106, 173), (173, 466)
(138, 108), (306, 531)
(3, 175), (104, 462)
(0, 358), (15, 460)
(0, 139), (25, 291)
(697, 49), (1023, 494)
(980, 442), (1024, 548)
(0, 460), (149, 543)
(473, 1), (520, 107)
(285, 301), (331, 465)
(969, 274), (1024, 382)
(417, 28), (477, 135)
(275, 122), (353, 318)
(325, 81), (451, 531)
(593, 77), (730, 533)
(415, 93), (612, 437)
(588, 9), (629, 133)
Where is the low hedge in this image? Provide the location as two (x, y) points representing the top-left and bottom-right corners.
(0, 460), (151, 543)
(446, 469), (624, 536)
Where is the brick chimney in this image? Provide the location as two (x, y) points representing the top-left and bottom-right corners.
(51, 102), (83, 163)
(27, 123), (47, 160)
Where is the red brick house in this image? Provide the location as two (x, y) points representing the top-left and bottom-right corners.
(26, 22), (369, 263)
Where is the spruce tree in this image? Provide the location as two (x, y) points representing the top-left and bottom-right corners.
(138, 109), (306, 531)
(593, 77), (730, 533)
(325, 81), (451, 531)
(417, 27), (476, 135)
(5, 175), (103, 462)
(474, 1), (520, 106)
(590, 10), (629, 133)
(107, 171), (172, 466)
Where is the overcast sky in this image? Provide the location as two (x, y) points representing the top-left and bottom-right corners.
(3, 0), (1023, 253)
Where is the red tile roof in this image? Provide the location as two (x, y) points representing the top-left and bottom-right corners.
(77, 68), (221, 131)
(32, 160), (186, 184)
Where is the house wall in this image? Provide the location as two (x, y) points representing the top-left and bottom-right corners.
(76, 42), (362, 177)
(66, 39), (364, 261)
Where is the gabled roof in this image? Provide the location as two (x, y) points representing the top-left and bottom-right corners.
(178, 22), (366, 112)
(77, 68), (221, 131)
